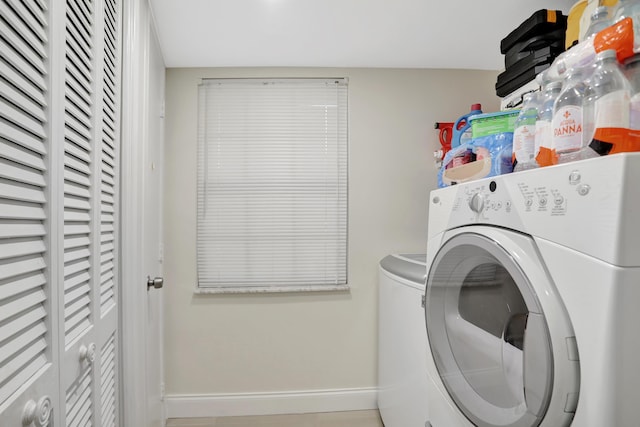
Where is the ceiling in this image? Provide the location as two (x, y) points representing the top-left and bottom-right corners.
(149, 0), (576, 70)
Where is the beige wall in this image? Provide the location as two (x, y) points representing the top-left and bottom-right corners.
(163, 67), (499, 395)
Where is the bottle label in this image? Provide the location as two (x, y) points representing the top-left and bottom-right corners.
(513, 124), (536, 162)
(595, 90), (630, 128)
(552, 106), (583, 152)
(534, 120), (552, 154)
(630, 93), (640, 130)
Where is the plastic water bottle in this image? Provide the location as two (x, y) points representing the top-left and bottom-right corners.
(614, 0), (640, 52)
(625, 53), (640, 130)
(553, 67), (588, 164)
(547, 17), (635, 83)
(513, 93), (539, 172)
(584, 6), (612, 40)
(582, 49), (632, 157)
(535, 80), (563, 167)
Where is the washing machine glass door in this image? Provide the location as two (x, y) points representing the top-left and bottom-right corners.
(426, 232), (553, 427)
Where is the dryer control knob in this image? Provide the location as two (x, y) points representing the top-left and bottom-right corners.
(469, 193), (485, 213)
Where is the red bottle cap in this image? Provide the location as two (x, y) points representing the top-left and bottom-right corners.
(471, 103), (482, 111)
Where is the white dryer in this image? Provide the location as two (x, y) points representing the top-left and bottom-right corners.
(378, 254), (430, 427)
(423, 153), (640, 427)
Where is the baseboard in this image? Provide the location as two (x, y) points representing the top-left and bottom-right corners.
(165, 387), (379, 418)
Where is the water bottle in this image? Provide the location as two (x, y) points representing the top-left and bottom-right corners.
(535, 80), (563, 167)
(552, 67), (588, 164)
(583, 49), (632, 157)
(452, 104), (482, 148)
(513, 93), (539, 172)
(614, 0), (640, 52)
(625, 53), (640, 130)
(549, 16), (635, 83)
(584, 6), (612, 40)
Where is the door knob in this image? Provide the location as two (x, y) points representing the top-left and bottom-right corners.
(147, 276), (164, 290)
(22, 396), (52, 426)
(79, 343), (96, 364)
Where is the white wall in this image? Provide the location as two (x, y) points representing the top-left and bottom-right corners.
(163, 67), (499, 413)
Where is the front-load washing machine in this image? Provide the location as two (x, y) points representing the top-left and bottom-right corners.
(378, 254), (430, 427)
(423, 153), (640, 427)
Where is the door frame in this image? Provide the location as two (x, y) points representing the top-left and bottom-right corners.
(120, 0), (164, 425)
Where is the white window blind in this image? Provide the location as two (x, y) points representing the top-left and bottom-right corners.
(197, 78), (348, 291)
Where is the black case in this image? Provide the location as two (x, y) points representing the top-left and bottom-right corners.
(495, 63), (552, 98)
(501, 9), (568, 54)
(499, 47), (557, 86)
(504, 29), (566, 69)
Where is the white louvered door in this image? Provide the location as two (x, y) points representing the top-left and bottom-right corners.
(58, 0), (99, 422)
(57, 0), (121, 425)
(0, 0), (57, 425)
(0, 0), (122, 425)
(96, 1), (121, 425)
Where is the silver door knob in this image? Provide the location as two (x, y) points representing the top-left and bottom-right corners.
(147, 276), (164, 290)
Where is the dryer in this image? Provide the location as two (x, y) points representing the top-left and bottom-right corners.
(423, 153), (640, 427)
(378, 254), (430, 427)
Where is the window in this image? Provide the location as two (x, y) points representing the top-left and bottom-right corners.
(196, 78), (348, 292)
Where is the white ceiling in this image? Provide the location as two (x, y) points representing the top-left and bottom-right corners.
(149, 0), (576, 70)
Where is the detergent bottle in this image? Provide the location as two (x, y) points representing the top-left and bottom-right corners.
(452, 104), (483, 148)
(433, 122), (454, 167)
(434, 122), (453, 154)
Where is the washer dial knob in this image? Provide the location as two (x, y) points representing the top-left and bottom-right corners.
(469, 193), (485, 213)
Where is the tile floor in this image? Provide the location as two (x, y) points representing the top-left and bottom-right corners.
(166, 410), (384, 427)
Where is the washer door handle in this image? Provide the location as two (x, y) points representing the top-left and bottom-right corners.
(523, 313), (553, 417)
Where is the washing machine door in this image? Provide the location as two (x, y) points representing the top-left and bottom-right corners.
(425, 229), (577, 427)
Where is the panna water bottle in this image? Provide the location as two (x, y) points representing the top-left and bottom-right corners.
(625, 53), (640, 129)
(553, 67), (588, 164)
(614, 0), (640, 52)
(582, 49), (631, 157)
(584, 6), (612, 40)
(535, 80), (563, 167)
(513, 93), (539, 172)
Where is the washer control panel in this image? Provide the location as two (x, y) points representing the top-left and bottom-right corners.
(430, 153), (640, 266)
(441, 164), (596, 230)
(449, 179), (516, 225)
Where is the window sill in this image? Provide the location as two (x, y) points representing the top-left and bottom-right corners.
(194, 284), (350, 294)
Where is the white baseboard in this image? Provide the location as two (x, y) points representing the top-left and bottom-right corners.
(165, 387), (379, 419)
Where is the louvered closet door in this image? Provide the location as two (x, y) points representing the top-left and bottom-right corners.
(57, 0), (121, 425)
(0, 0), (121, 425)
(0, 0), (57, 425)
(96, 0), (121, 425)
